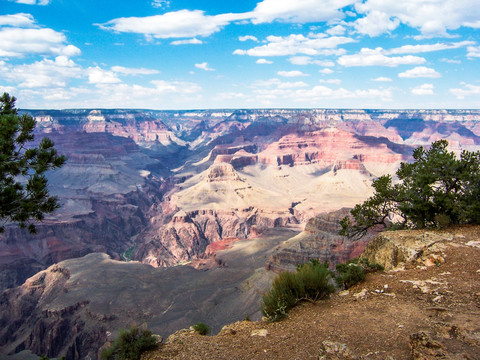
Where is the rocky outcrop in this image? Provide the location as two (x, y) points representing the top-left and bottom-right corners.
(257, 129), (407, 168)
(33, 109), (184, 148)
(361, 230), (454, 270)
(318, 341), (359, 360)
(135, 208), (298, 267)
(207, 163), (242, 182)
(0, 261), (107, 359)
(265, 209), (370, 272)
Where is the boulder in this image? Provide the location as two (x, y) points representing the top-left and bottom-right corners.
(362, 230), (453, 270)
(318, 341), (359, 360)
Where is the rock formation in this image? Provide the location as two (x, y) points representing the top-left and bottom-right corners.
(265, 209), (371, 272)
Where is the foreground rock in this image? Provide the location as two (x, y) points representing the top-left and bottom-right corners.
(144, 226), (480, 360)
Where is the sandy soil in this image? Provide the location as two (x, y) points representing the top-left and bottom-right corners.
(144, 226), (480, 360)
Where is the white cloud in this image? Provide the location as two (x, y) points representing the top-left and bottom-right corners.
(87, 67), (122, 84)
(99, 10), (250, 39)
(450, 83), (480, 99)
(411, 83), (434, 95)
(195, 62), (215, 71)
(372, 77), (392, 82)
(239, 35), (258, 42)
(216, 92), (247, 100)
(398, 66), (441, 78)
(440, 58), (461, 64)
(326, 25), (346, 35)
(277, 70), (308, 77)
(387, 41), (474, 55)
(288, 56), (335, 66)
(250, 0), (357, 24)
(319, 68), (335, 74)
(467, 46), (480, 58)
(151, 0), (170, 8)
(256, 58), (273, 64)
(170, 38), (203, 45)
(0, 56), (82, 88)
(354, 0), (480, 37)
(151, 80), (202, 94)
(294, 85), (393, 101)
(0, 27), (80, 58)
(338, 48), (426, 67)
(111, 66), (159, 76)
(0, 13), (35, 27)
(15, 0), (50, 5)
(252, 78), (308, 89)
(234, 33), (354, 57)
(319, 78), (342, 84)
(353, 10), (400, 36)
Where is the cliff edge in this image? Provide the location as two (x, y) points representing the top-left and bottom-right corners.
(144, 226), (480, 360)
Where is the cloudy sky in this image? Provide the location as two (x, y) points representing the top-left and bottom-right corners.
(1, 0), (480, 109)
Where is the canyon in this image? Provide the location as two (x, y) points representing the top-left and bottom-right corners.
(1, 108), (480, 359)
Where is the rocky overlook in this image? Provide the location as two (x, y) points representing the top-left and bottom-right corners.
(144, 226), (480, 360)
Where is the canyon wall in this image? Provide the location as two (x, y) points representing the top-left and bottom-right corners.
(1, 108), (480, 358)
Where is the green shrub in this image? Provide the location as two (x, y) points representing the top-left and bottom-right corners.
(295, 259), (335, 301)
(356, 257), (384, 272)
(335, 263), (365, 289)
(335, 258), (384, 289)
(101, 326), (158, 360)
(192, 322), (210, 335)
(261, 260), (334, 321)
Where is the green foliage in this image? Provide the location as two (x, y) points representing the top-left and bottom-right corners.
(354, 257), (384, 272)
(334, 258), (383, 289)
(340, 140), (480, 238)
(101, 326), (158, 360)
(261, 259), (334, 321)
(192, 322), (210, 335)
(335, 263), (365, 289)
(121, 246), (135, 261)
(0, 93), (66, 233)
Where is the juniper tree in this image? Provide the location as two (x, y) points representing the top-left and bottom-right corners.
(340, 140), (480, 238)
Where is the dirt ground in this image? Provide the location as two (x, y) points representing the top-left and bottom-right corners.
(143, 226), (480, 360)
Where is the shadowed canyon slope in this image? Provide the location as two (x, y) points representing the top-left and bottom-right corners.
(1, 108), (480, 359)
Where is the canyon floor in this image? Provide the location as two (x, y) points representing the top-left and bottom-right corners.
(143, 226), (480, 360)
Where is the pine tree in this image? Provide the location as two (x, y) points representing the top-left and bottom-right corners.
(0, 93), (66, 233)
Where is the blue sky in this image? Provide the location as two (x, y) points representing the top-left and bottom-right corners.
(1, 0), (480, 109)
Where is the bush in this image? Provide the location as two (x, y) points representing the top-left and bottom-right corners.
(261, 260), (334, 321)
(335, 263), (365, 289)
(340, 140), (480, 238)
(101, 326), (158, 360)
(192, 322), (210, 335)
(335, 258), (384, 289)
